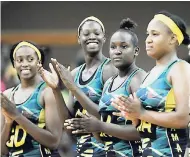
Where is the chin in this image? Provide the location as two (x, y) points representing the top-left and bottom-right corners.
(147, 51), (157, 59)
(87, 49), (100, 55)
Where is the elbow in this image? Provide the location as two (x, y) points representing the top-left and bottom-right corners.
(47, 135), (61, 150)
(175, 114), (189, 129)
(48, 139), (60, 150)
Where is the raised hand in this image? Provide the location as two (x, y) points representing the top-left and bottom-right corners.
(0, 92), (20, 120)
(64, 112), (100, 134)
(111, 93), (145, 119)
(51, 58), (75, 90)
(2, 108), (13, 124)
(37, 63), (59, 89)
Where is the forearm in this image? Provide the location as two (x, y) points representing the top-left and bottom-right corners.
(70, 86), (100, 118)
(15, 115), (60, 149)
(140, 110), (189, 129)
(1, 122), (12, 155)
(53, 89), (71, 122)
(99, 121), (140, 141)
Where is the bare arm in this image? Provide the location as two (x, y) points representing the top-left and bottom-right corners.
(37, 63), (76, 124)
(68, 116), (140, 141)
(99, 121), (140, 141)
(1, 88), (14, 155)
(1, 87), (62, 150)
(55, 60), (117, 119)
(139, 62), (189, 128)
(1, 114), (12, 155)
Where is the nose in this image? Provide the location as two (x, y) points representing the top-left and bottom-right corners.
(145, 35), (152, 44)
(21, 60), (29, 67)
(89, 33), (96, 39)
(114, 47), (122, 55)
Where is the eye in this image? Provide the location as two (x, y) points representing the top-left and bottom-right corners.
(152, 32), (159, 36)
(28, 57), (34, 62)
(110, 45), (116, 49)
(16, 58), (22, 63)
(95, 31), (100, 35)
(122, 45), (128, 49)
(83, 30), (89, 36)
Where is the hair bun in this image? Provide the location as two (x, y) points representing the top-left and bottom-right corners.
(120, 18), (137, 30)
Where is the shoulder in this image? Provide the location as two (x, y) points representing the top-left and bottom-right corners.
(132, 69), (147, 82)
(169, 60), (190, 77)
(71, 66), (82, 78)
(130, 69), (147, 93)
(102, 60), (118, 83)
(3, 87), (15, 97)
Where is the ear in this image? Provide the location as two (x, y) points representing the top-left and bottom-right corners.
(38, 60), (41, 65)
(170, 34), (178, 45)
(78, 37), (81, 45)
(103, 37), (106, 43)
(134, 47), (140, 56)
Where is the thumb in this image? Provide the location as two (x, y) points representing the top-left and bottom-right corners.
(67, 66), (71, 71)
(133, 92), (138, 100)
(49, 63), (57, 76)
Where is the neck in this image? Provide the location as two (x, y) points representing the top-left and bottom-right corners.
(156, 51), (178, 67)
(20, 75), (42, 89)
(84, 51), (104, 69)
(118, 62), (137, 78)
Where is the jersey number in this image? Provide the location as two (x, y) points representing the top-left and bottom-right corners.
(7, 125), (27, 147)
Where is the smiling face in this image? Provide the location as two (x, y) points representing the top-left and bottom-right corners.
(146, 18), (174, 59)
(109, 31), (137, 69)
(14, 46), (40, 80)
(78, 20), (105, 56)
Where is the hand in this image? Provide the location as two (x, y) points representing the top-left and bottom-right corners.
(64, 113), (101, 134)
(51, 58), (75, 90)
(0, 92), (20, 120)
(111, 93), (145, 119)
(37, 63), (59, 89)
(2, 108), (13, 124)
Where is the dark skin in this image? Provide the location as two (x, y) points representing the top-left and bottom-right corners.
(1, 47), (62, 155)
(38, 20), (117, 123)
(113, 19), (190, 129)
(64, 31), (147, 141)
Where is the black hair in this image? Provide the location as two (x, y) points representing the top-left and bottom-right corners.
(118, 18), (138, 46)
(10, 41), (45, 67)
(157, 11), (190, 46)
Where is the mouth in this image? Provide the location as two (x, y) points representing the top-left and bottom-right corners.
(20, 69), (31, 74)
(86, 41), (99, 45)
(113, 57), (122, 61)
(146, 46), (153, 51)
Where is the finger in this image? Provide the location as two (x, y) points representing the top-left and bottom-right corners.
(84, 112), (91, 118)
(67, 66), (70, 71)
(112, 98), (129, 109)
(37, 63), (42, 71)
(118, 96), (132, 106)
(51, 58), (59, 65)
(64, 122), (70, 127)
(129, 94), (134, 100)
(133, 92), (139, 101)
(66, 126), (75, 130)
(49, 63), (57, 76)
(77, 111), (87, 118)
(70, 123), (81, 129)
(111, 102), (121, 111)
(112, 112), (122, 117)
(72, 129), (88, 134)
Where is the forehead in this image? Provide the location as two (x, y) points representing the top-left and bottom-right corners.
(81, 21), (102, 31)
(15, 46), (37, 57)
(147, 18), (170, 32)
(111, 31), (133, 43)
